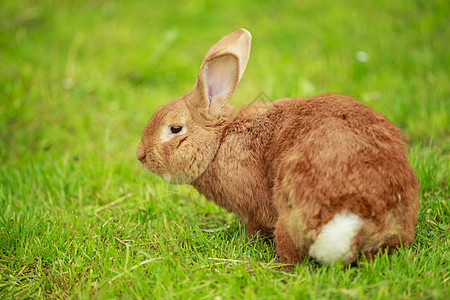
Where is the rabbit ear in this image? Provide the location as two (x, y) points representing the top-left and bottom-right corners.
(194, 29), (252, 116)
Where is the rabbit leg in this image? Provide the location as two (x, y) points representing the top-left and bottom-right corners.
(243, 219), (273, 242)
(274, 216), (308, 266)
(356, 203), (418, 261)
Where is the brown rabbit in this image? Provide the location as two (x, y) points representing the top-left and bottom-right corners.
(136, 29), (419, 265)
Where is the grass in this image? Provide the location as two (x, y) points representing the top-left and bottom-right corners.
(0, 0), (448, 298)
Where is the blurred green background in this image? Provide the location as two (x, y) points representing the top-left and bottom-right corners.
(1, 0), (448, 167)
(0, 0), (448, 298)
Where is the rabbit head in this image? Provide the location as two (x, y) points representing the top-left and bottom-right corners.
(137, 29), (252, 184)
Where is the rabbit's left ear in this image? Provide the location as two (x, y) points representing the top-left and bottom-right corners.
(194, 29), (252, 115)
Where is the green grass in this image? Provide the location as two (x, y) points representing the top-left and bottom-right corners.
(0, 0), (448, 298)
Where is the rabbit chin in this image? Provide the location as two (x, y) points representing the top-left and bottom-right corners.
(141, 164), (191, 184)
(162, 173), (192, 185)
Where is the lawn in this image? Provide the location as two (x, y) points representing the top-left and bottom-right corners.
(0, 0), (448, 298)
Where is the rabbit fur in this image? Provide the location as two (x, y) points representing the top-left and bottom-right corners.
(137, 29), (419, 265)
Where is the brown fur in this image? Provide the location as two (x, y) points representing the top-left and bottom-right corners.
(137, 29), (419, 265)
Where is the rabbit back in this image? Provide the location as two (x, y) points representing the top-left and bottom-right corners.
(269, 94), (419, 264)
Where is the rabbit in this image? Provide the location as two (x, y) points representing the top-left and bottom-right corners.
(136, 28), (419, 265)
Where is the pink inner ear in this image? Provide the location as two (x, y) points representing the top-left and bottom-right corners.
(204, 55), (237, 107)
(208, 86), (215, 105)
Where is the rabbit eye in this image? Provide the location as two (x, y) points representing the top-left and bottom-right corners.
(162, 125), (186, 141)
(170, 126), (183, 134)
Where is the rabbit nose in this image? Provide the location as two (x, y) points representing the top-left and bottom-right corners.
(136, 143), (146, 162)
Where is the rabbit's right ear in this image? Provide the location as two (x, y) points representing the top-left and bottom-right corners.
(192, 29), (251, 116)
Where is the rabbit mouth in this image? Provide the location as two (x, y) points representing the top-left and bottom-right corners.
(136, 142), (146, 163)
(138, 155), (146, 164)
